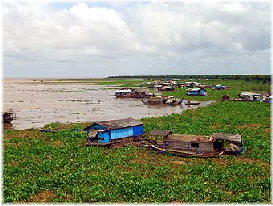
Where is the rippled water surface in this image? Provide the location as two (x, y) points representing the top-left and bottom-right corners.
(4, 80), (213, 130)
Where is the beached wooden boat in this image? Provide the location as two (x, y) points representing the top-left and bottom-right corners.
(147, 133), (244, 158)
(149, 145), (224, 158)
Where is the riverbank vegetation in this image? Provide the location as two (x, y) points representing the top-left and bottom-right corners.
(163, 79), (270, 101)
(108, 75), (271, 83)
(3, 79), (271, 203)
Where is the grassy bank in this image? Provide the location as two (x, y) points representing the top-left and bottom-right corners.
(3, 100), (270, 203)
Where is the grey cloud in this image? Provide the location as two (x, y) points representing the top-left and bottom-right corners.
(3, 1), (271, 77)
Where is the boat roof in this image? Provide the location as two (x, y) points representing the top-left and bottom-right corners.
(165, 134), (213, 143)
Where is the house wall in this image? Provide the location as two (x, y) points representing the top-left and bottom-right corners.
(188, 91), (199, 96)
(200, 90), (205, 96)
(133, 125), (143, 136)
(97, 131), (111, 143)
(86, 123), (142, 143)
(110, 127), (134, 139)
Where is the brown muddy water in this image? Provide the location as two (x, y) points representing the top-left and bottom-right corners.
(3, 80), (214, 130)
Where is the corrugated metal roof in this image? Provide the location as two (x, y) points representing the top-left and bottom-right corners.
(94, 117), (142, 130)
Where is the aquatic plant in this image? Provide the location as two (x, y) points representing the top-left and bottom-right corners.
(3, 80), (270, 203)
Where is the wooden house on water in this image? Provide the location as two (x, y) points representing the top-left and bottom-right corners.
(84, 117), (143, 146)
(187, 88), (207, 96)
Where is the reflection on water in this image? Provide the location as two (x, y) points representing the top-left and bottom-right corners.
(4, 80), (214, 130)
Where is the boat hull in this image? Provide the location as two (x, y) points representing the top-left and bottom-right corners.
(149, 145), (243, 158)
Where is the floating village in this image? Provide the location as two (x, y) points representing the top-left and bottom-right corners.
(4, 79), (271, 158)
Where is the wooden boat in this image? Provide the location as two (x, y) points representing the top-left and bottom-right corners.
(142, 98), (164, 105)
(3, 111), (14, 123)
(142, 96), (183, 106)
(149, 145), (224, 158)
(147, 133), (244, 158)
(115, 88), (153, 98)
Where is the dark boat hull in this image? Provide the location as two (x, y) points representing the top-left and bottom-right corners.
(149, 145), (224, 158)
(149, 144), (244, 158)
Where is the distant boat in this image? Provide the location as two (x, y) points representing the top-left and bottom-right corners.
(142, 96), (183, 106)
(115, 88), (153, 98)
(142, 98), (165, 105)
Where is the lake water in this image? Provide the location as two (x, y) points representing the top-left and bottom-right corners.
(3, 80), (213, 130)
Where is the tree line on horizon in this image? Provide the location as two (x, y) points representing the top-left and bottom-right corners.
(107, 75), (271, 83)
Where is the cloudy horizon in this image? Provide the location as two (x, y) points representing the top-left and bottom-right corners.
(3, 0), (271, 78)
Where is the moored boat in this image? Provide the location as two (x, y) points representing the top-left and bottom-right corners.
(147, 132), (243, 158)
(142, 96), (183, 106)
(115, 88), (153, 98)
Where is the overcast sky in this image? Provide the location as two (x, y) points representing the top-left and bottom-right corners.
(3, 0), (271, 78)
